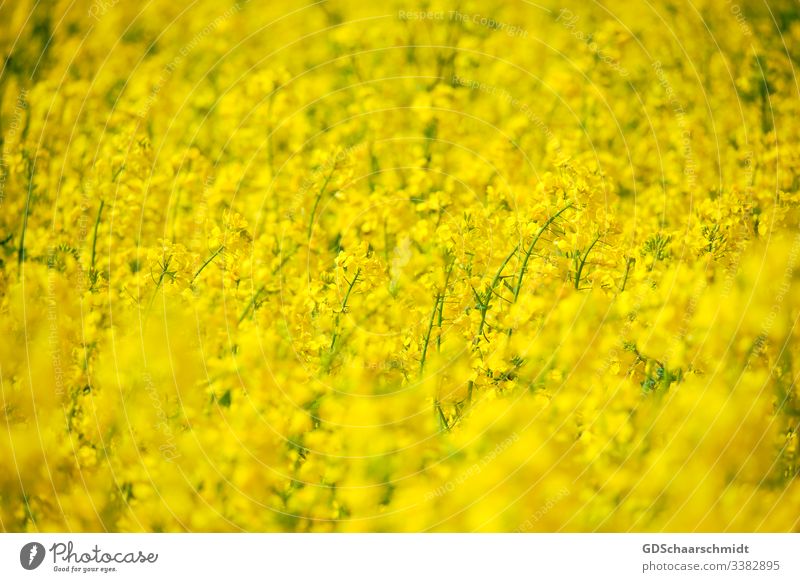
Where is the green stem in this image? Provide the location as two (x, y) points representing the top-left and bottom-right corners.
(307, 163), (338, 242)
(239, 246), (298, 323)
(90, 200), (104, 275)
(619, 257), (633, 292)
(420, 293), (442, 375)
(191, 244), (224, 284)
(436, 293), (446, 352)
(513, 203), (572, 303)
(435, 400), (450, 432)
(239, 285), (265, 323)
(575, 234), (601, 290)
(147, 255), (173, 314)
(17, 207), (28, 268)
(477, 244), (518, 337)
(17, 153), (34, 269)
(436, 257), (455, 352)
(112, 164), (126, 182)
(330, 267), (360, 352)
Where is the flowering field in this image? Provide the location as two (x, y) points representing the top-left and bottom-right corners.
(1, 0), (799, 532)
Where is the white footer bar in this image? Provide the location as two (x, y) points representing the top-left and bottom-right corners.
(1, 534), (798, 581)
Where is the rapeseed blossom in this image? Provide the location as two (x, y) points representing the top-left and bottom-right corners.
(1, 0), (799, 532)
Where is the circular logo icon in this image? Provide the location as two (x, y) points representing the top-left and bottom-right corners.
(20, 542), (46, 570)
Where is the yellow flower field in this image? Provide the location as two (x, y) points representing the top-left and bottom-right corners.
(1, 0), (799, 532)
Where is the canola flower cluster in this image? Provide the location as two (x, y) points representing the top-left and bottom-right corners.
(1, 0), (799, 532)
